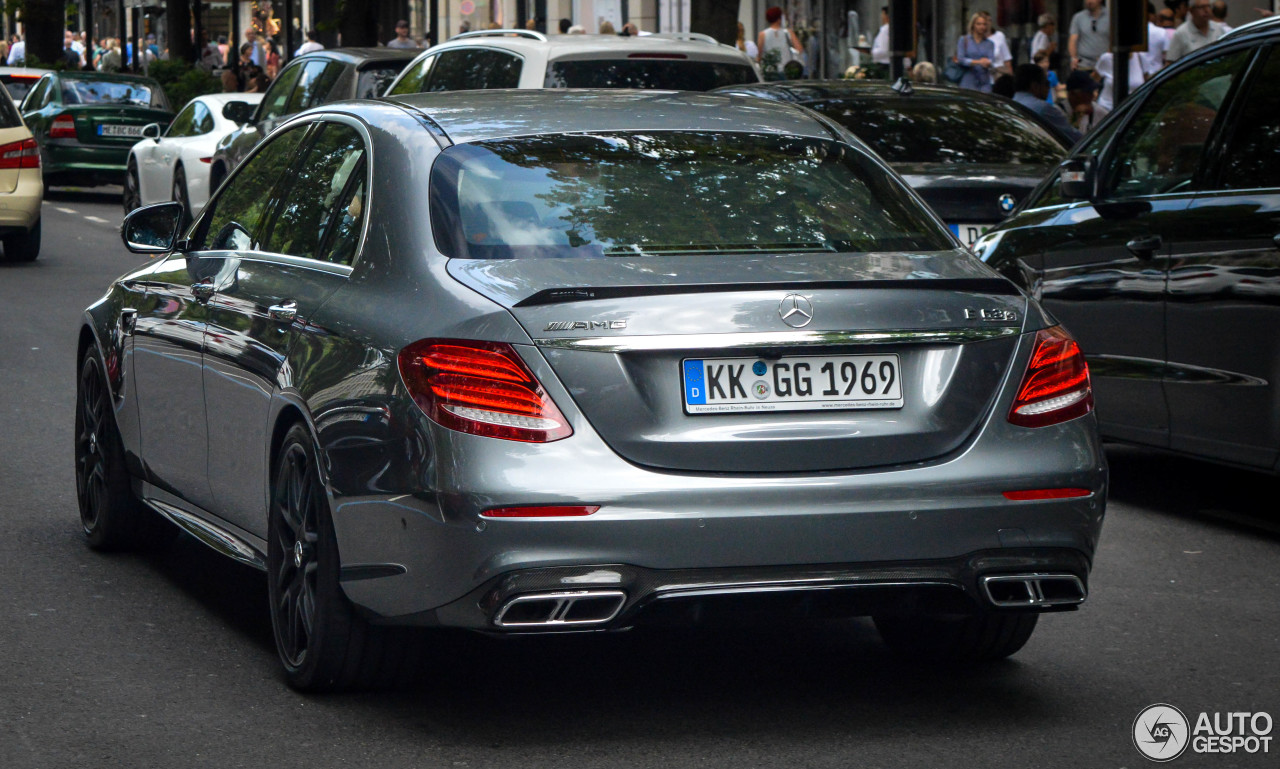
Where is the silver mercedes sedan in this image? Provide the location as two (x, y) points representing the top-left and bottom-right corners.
(80, 90), (1106, 691)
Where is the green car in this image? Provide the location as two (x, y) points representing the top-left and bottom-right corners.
(21, 71), (172, 187)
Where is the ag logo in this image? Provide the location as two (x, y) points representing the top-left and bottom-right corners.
(1134, 704), (1190, 762)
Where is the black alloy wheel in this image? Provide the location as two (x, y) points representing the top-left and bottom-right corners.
(1, 217), (40, 262)
(75, 348), (156, 550)
(123, 161), (142, 216)
(267, 423), (424, 691)
(172, 165), (192, 232)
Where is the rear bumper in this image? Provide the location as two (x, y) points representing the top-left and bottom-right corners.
(0, 168), (42, 229)
(42, 141), (130, 182)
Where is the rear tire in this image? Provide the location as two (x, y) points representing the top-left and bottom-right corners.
(123, 161), (141, 215)
(873, 611), (1039, 664)
(75, 346), (171, 550)
(268, 424), (421, 692)
(2, 217), (40, 262)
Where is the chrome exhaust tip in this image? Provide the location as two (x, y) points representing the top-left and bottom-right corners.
(981, 574), (1086, 608)
(493, 590), (627, 628)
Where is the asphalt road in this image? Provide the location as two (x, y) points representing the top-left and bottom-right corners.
(2, 190), (1278, 769)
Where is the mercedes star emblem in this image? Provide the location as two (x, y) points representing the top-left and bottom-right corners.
(779, 294), (814, 328)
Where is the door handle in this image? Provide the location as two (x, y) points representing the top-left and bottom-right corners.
(268, 300), (298, 323)
(1126, 235), (1163, 260)
(191, 279), (215, 301)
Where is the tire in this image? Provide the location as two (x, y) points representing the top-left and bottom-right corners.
(2, 217), (40, 262)
(172, 165), (192, 232)
(268, 423), (421, 692)
(873, 611), (1039, 664)
(75, 347), (169, 550)
(123, 161), (141, 215)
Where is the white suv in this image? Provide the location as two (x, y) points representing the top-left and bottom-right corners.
(383, 30), (760, 95)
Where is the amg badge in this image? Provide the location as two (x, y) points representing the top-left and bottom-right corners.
(544, 320), (628, 331)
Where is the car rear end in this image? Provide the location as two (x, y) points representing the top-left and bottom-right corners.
(543, 35), (760, 89)
(43, 77), (171, 186)
(335, 122), (1106, 641)
(0, 83), (40, 239)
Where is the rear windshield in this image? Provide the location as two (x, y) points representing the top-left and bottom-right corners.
(61, 78), (165, 109)
(0, 83), (22, 127)
(545, 59), (758, 90)
(356, 64), (407, 99)
(0, 76), (39, 104)
(808, 97), (1067, 165)
(430, 132), (952, 260)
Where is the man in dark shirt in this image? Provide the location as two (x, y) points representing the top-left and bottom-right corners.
(1012, 64), (1082, 143)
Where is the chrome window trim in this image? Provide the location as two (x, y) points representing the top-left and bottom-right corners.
(534, 327), (1019, 353)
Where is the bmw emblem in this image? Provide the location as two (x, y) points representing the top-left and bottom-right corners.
(998, 194), (1017, 214)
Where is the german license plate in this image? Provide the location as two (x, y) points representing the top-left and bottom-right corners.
(949, 223), (990, 248)
(682, 354), (903, 414)
(98, 124), (144, 137)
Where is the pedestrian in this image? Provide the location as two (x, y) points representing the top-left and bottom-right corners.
(1031, 14), (1057, 60)
(980, 12), (1014, 76)
(1066, 71), (1107, 133)
(199, 31), (223, 72)
(1033, 50), (1063, 105)
(99, 38), (122, 72)
(1142, 2), (1170, 76)
(559, 18), (572, 34)
(1013, 64), (1081, 143)
(386, 19), (418, 49)
(244, 27), (264, 66)
(599, 20), (615, 35)
(736, 22), (759, 60)
(1212, 0), (1232, 30)
(218, 34), (229, 62)
(1068, 0), (1109, 77)
(7, 34), (25, 66)
(872, 6), (891, 67)
(295, 29), (323, 56)
(1094, 50), (1147, 112)
(1167, 0), (1225, 61)
(262, 39), (280, 79)
(955, 12), (996, 92)
(757, 6), (802, 80)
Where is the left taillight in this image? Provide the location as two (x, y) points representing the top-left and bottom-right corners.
(0, 137), (40, 169)
(398, 339), (573, 443)
(1008, 325), (1093, 428)
(49, 114), (77, 138)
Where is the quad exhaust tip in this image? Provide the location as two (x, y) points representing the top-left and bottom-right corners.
(494, 590), (627, 628)
(981, 573), (1086, 608)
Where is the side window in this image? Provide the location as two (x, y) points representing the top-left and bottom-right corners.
(258, 62), (304, 122)
(1105, 51), (1249, 199)
(1215, 47), (1280, 191)
(323, 173), (366, 266)
(289, 61), (344, 113)
(192, 101), (214, 134)
(165, 103), (199, 138)
(426, 48), (523, 91)
(1030, 104), (1134, 209)
(260, 123), (366, 263)
(388, 55), (435, 95)
(22, 77), (49, 111)
(194, 125), (309, 251)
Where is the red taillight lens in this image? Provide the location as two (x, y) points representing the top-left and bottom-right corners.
(49, 114), (77, 139)
(0, 138), (39, 169)
(481, 505), (600, 518)
(1003, 488), (1092, 501)
(398, 339), (573, 442)
(1008, 325), (1093, 428)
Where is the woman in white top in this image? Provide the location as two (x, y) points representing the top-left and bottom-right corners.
(758, 6), (802, 75)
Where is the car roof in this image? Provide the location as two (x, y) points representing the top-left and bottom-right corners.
(294, 46), (420, 66)
(714, 79), (1011, 106)
(431, 31), (754, 62)
(52, 71), (161, 85)
(381, 89), (832, 144)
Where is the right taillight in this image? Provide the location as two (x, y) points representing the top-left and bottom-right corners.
(398, 339), (573, 443)
(1008, 325), (1093, 428)
(0, 138), (39, 169)
(49, 114), (77, 138)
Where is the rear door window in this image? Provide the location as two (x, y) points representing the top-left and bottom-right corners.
(287, 61), (343, 113)
(387, 55), (435, 95)
(355, 64), (406, 98)
(193, 125), (310, 251)
(166, 102), (199, 137)
(258, 61), (304, 122)
(1212, 46), (1280, 191)
(425, 48), (522, 91)
(0, 84), (23, 127)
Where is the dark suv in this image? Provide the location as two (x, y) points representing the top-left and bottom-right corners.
(979, 23), (1280, 471)
(209, 47), (416, 194)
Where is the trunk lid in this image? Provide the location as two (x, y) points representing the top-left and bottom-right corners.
(449, 253), (1028, 473)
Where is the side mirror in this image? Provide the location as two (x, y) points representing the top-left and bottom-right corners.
(1057, 157), (1097, 200)
(142, 122), (162, 141)
(221, 100), (256, 125)
(121, 202), (184, 254)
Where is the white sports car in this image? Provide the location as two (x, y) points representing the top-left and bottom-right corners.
(124, 92), (263, 220)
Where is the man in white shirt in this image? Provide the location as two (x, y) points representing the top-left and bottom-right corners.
(295, 30), (323, 56)
(1167, 0), (1224, 61)
(1211, 0), (1232, 31)
(871, 7), (890, 65)
(1143, 2), (1170, 74)
(1031, 14), (1057, 59)
(7, 36), (25, 65)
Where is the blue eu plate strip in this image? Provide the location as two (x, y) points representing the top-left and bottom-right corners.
(683, 360), (705, 405)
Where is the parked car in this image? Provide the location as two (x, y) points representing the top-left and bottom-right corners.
(713, 80), (1073, 248)
(0, 74), (42, 262)
(382, 29), (760, 96)
(21, 71), (171, 187)
(0, 66), (53, 104)
(86, 90), (1105, 691)
(210, 47), (417, 191)
(124, 93), (264, 220)
(977, 22), (1280, 471)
